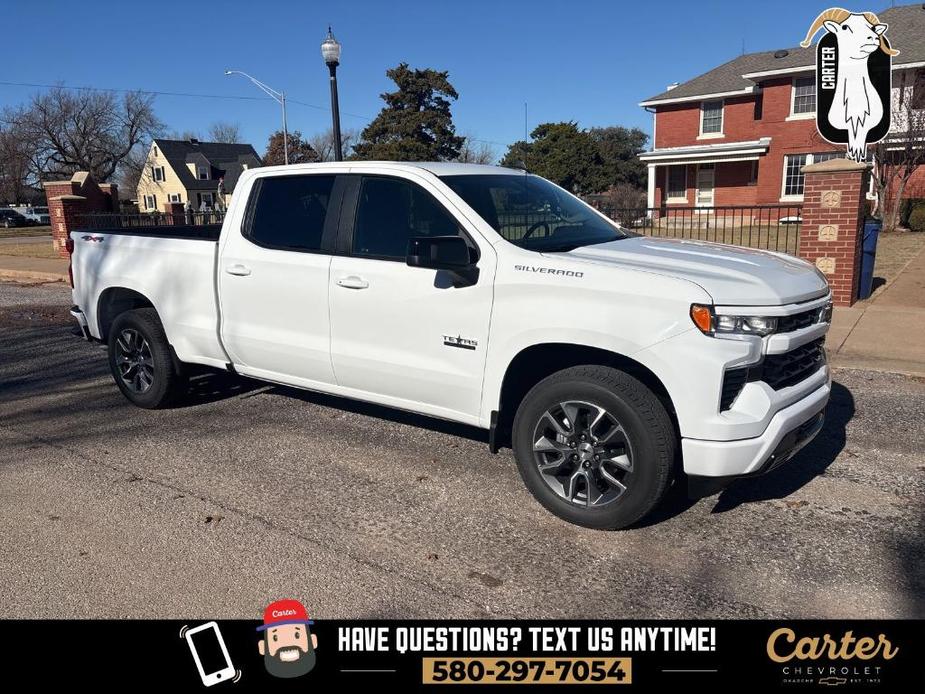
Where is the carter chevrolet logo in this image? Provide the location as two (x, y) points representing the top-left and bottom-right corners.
(443, 335), (477, 350)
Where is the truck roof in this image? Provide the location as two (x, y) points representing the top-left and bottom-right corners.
(253, 161), (521, 177)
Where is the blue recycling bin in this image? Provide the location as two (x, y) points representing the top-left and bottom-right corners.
(857, 217), (881, 300)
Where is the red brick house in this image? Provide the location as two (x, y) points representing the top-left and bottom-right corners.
(638, 3), (925, 212)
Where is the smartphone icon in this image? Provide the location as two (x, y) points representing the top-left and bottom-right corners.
(185, 621), (236, 687)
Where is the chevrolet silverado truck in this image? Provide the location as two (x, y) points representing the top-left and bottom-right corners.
(68, 162), (832, 529)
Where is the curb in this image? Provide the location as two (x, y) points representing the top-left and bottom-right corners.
(0, 269), (68, 284)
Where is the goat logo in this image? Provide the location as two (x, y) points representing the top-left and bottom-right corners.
(801, 8), (898, 162)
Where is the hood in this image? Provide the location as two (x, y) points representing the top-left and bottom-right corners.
(553, 236), (828, 306)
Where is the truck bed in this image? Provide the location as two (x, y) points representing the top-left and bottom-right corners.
(73, 224), (222, 241)
(69, 229), (227, 367)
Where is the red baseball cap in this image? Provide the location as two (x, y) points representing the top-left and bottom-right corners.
(256, 599), (314, 631)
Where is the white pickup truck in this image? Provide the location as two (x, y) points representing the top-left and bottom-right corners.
(68, 162), (832, 529)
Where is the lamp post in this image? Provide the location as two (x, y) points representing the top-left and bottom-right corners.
(224, 69), (289, 165)
(321, 27), (343, 161)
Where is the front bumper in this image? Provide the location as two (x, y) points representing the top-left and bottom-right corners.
(682, 377), (830, 495)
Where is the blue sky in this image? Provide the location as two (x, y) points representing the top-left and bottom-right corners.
(0, 0), (877, 156)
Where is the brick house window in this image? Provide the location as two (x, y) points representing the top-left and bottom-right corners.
(791, 76), (816, 115)
(666, 165), (687, 201)
(700, 101), (723, 135)
(748, 161), (759, 186)
(782, 152), (840, 198)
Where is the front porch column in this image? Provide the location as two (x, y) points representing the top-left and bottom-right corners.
(646, 164), (657, 214)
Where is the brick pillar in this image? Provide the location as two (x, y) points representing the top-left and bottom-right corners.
(798, 158), (868, 307)
(43, 172), (114, 258)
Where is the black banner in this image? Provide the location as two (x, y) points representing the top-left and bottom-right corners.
(4, 620), (922, 690)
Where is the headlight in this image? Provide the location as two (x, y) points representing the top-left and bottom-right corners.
(690, 302), (831, 337)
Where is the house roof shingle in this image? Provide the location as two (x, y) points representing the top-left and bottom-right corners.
(154, 138), (261, 192)
(641, 3), (925, 105)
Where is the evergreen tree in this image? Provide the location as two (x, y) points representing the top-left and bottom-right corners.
(352, 63), (464, 161)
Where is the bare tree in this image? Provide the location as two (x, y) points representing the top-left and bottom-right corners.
(169, 129), (202, 141)
(0, 126), (33, 203)
(456, 135), (496, 164)
(872, 68), (925, 231)
(208, 121), (242, 143)
(308, 127), (358, 161)
(2, 87), (163, 184)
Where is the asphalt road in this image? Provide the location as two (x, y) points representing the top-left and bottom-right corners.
(1, 281), (923, 619)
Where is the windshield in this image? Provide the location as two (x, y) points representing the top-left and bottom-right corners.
(440, 173), (628, 252)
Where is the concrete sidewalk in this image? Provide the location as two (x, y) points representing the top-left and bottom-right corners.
(829, 241), (925, 376)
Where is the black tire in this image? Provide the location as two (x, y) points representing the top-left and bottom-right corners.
(107, 308), (188, 409)
(512, 365), (675, 530)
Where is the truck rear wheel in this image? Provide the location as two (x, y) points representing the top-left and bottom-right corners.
(512, 365), (675, 529)
(107, 308), (188, 409)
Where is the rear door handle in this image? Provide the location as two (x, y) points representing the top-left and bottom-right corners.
(225, 264), (251, 277)
(336, 275), (369, 290)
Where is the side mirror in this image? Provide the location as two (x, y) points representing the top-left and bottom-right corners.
(406, 236), (479, 287)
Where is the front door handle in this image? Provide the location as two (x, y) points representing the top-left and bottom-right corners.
(225, 264), (251, 277)
(336, 275), (369, 290)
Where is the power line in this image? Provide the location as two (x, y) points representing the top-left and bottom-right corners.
(0, 79), (511, 149)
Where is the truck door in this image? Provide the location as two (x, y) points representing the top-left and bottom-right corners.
(328, 173), (495, 422)
(218, 172), (342, 387)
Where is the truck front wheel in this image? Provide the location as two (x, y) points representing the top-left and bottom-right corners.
(107, 308), (188, 409)
(512, 365), (676, 530)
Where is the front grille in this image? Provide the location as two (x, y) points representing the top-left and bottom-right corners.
(760, 338), (826, 390)
(720, 367), (749, 410)
(777, 307), (819, 333)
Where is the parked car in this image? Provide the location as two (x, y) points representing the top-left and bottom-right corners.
(14, 206), (50, 225)
(0, 209), (28, 228)
(67, 162), (832, 529)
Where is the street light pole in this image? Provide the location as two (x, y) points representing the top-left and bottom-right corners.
(224, 69), (289, 165)
(321, 27), (343, 162)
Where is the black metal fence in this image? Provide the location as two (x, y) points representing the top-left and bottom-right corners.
(75, 211), (226, 231)
(590, 204), (804, 255)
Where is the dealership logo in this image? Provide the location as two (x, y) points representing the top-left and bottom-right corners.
(800, 8), (898, 161)
(766, 627), (897, 687)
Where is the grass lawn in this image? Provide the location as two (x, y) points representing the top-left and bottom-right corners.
(0, 226), (52, 238)
(0, 242), (59, 259)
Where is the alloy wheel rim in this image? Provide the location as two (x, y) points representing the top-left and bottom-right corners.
(115, 328), (155, 393)
(531, 400), (634, 507)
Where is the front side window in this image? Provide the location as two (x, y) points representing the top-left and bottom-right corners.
(246, 174), (335, 251)
(441, 173), (628, 252)
(153, 166), (165, 182)
(144, 194), (156, 210)
(792, 76), (816, 115)
(353, 177), (462, 260)
(701, 100), (723, 134)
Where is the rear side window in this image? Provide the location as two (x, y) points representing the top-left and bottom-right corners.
(247, 174), (336, 251)
(353, 177), (462, 259)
